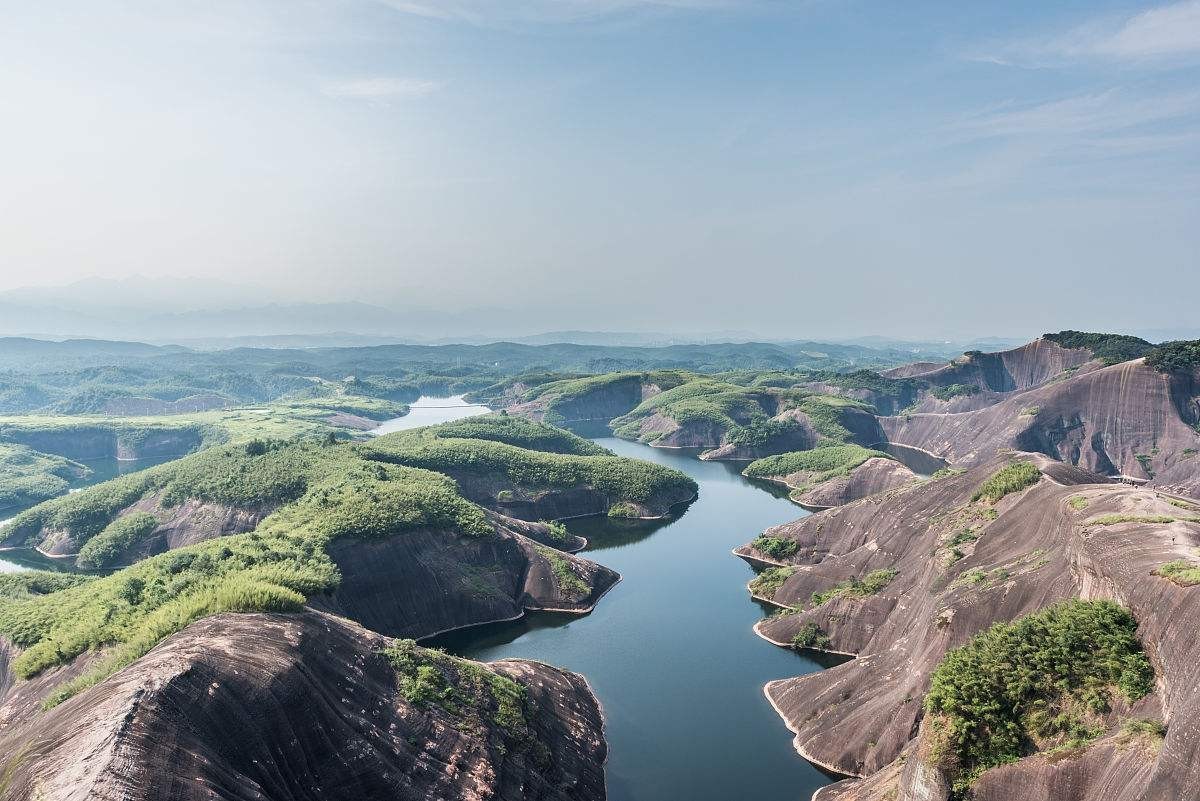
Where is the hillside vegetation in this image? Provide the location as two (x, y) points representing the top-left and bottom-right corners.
(0, 416), (691, 706)
(743, 444), (892, 482)
(925, 600), (1154, 796)
(0, 444), (90, 512)
(610, 378), (873, 447)
(1042, 331), (1154, 365)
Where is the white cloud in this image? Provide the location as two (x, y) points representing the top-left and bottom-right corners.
(1080, 0), (1200, 59)
(320, 77), (441, 100)
(976, 0), (1200, 66)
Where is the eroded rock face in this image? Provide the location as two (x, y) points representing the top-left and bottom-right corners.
(0, 611), (608, 801)
(882, 360), (1200, 486)
(784, 458), (917, 509)
(315, 522), (619, 639)
(919, 340), (1098, 395)
(739, 457), (1200, 801)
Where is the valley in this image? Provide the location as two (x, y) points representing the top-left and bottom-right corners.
(0, 332), (1197, 800)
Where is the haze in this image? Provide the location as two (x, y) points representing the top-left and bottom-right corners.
(2, 0), (1198, 340)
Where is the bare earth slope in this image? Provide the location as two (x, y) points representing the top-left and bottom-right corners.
(0, 610), (607, 801)
(736, 457), (1200, 801)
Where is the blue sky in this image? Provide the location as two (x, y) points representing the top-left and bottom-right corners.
(1, 1), (1197, 338)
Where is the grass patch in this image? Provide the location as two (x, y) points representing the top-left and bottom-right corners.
(749, 566), (797, 601)
(932, 384), (980, 401)
(1115, 719), (1166, 753)
(1154, 560), (1200, 586)
(534, 545), (591, 600)
(925, 599), (1153, 796)
(1091, 514), (1200, 526)
(972, 462), (1041, 504)
(811, 568), (897, 607)
(1068, 496), (1090, 511)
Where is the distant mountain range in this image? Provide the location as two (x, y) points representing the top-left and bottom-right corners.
(0, 277), (1041, 353)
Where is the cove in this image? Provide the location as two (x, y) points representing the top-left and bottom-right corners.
(414, 397), (840, 801)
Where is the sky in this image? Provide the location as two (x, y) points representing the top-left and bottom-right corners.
(1, 0), (1198, 340)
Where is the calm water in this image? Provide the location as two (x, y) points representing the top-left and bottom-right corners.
(371, 394), (489, 434)
(0, 453), (184, 573)
(415, 397), (837, 801)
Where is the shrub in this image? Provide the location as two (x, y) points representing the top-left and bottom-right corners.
(607, 502), (641, 518)
(382, 639), (530, 736)
(925, 600), (1154, 795)
(790, 622), (832, 650)
(751, 535), (800, 559)
(971, 462), (1041, 503)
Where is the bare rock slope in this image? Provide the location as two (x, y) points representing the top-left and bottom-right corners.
(0, 611), (607, 801)
(883, 359), (1200, 485)
(737, 457), (1200, 801)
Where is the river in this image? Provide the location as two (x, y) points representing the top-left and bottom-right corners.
(405, 397), (839, 801)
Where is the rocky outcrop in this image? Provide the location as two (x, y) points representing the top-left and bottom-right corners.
(738, 456), (1200, 801)
(315, 521), (619, 639)
(513, 375), (651, 426)
(882, 360), (1200, 488)
(14, 489), (270, 560)
(788, 458), (917, 509)
(919, 339), (1098, 395)
(0, 425), (204, 462)
(0, 611), (608, 801)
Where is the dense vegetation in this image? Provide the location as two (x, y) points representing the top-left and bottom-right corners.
(750, 534), (800, 559)
(743, 444), (891, 484)
(1145, 340), (1200, 374)
(925, 600), (1154, 795)
(0, 444), (89, 512)
(932, 383), (981, 401)
(431, 415), (609, 455)
(971, 462), (1042, 503)
(76, 512), (160, 570)
(1042, 331), (1153, 366)
(608, 377), (872, 448)
(790, 622), (832, 650)
(362, 430), (695, 512)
